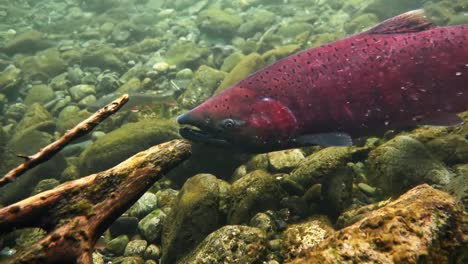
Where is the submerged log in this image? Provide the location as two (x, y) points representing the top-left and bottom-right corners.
(0, 139), (191, 264)
(289, 184), (467, 264)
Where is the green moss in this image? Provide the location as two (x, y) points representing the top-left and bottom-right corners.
(198, 8), (243, 37)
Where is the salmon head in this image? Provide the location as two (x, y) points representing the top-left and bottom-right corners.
(177, 86), (300, 152)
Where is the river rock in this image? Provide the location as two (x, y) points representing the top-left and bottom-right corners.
(281, 216), (334, 262)
(267, 149), (305, 173)
(138, 209), (166, 243)
(198, 8), (243, 38)
(179, 225), (268, 263)
(127, 192), (158, 219)
(161, 174), (229, 264)
(289, 184), (465, 263)
(367, 135), (451, 195)
(24, 84), (54, 106)
(78, 118), (179, 174)
(124, 239), (148, 257)
(178, 65), (227, 109)
(105, 235), (129, 255)
(288, 147), (361, 189)
(228, 170), (286, 224)
(19, 48), (67, 81)
(215, 52), (265, 93)
(3, 31), (50, 54)
(0, 65), (22, 95)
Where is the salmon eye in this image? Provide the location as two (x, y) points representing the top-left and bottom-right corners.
(222, 119), (235, 129)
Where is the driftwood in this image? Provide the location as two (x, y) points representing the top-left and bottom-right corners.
(0, 139), (191, 264)
(0, 94), (130, 189)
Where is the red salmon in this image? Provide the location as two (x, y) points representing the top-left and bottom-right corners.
(177, 10), (467, 152)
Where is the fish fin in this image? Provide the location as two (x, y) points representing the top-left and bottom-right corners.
(415, 112), (464, 126)
(366, 9), (434, 35)
(295, 133), (353, 147)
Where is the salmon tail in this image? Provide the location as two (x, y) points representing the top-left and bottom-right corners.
(366, 9), (434, 35)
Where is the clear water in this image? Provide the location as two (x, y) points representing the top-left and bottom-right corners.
(0, 0), (466, 263)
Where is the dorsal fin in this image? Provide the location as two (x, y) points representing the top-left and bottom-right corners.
(366, 9), (434, 35)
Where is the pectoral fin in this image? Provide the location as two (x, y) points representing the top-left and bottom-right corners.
(415, 113), (464, 126)
(295, 133), (353, 147)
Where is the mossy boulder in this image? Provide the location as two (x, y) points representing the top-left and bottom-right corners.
(24, 84), (54, 106)
(238, 10), (276, 37)
(165, 40), (210, 69)
(127, 192), (158, 219)
(228, 170), (286, 224)
(198, 8), (243, 37)
(220, 51), (245, 72)
(180, 225), (268, 264)
(105, 235), (129, 255)
(267, 149), (305, 173)
(290, 185), (465, 263)
(281, 216), (334, 262)
(138, 209), (166, 243)
(81, 43), (126, 72)
(14, 103), (55, 134)
(124, 239), (148, 257)
(215, 52), (265, 93)
(78, 118), (180, 174)
(19, 48), (67, 81)
(288, 147), (361, 189)
(56, 105), (91, 133)
(3, 31), (50, 54)
(367, 136), (451, 195)
(178, 65), (227, 109)
(0, 65), (22, 95)
(161, 174), (230, 264)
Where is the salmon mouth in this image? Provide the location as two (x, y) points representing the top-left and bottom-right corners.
(177, 113), (232, 147)
(178, 126), (231, 147)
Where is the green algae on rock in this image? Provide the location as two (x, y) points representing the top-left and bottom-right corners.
(180, 225), (268, 264)
(368, 135), (452, 195)
(228, 169), (286, 224)
(281, 216), (334, 262)
(198, 8), (243, 37)
(289, 184), (466, 263)
(178, 65), (227, 109)
(78, 118), (180, 174)
(215, 52), (265, 93)
(161, 173), (229, 264)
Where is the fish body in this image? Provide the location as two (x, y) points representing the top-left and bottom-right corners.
(177, 10), (468, 153)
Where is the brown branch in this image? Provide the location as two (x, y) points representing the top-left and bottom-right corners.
(0, 94), (129, 189)
(0, 139), (192, 264)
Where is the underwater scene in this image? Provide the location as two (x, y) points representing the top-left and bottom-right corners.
(0, 0), (467, 263)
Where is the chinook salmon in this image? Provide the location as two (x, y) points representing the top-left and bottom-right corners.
(177, 10), (468, 153)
